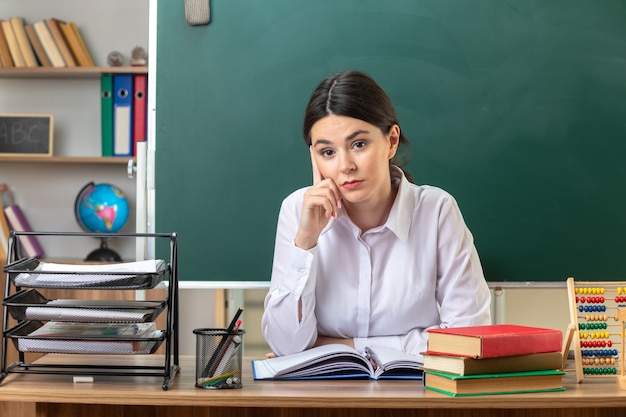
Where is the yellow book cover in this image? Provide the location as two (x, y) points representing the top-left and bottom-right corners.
(70, 21), (94, 66)
(59, 21), (91, 67)
(9, 17), (37, 67)
(1, 19), (25, 67)
(0, 19), (15, 67)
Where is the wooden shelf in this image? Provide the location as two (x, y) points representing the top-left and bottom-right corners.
(0, 66), (147, 79)
(0, 156), (134, 164)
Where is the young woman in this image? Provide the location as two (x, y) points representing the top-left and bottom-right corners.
(262, 70), (491, 359)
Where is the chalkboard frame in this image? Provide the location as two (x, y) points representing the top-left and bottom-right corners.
(0, 114), (54, 157)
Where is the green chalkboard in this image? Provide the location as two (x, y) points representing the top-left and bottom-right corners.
(155, 0), (626, 282)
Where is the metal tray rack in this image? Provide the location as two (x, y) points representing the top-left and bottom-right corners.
(0, 231), (179, 390)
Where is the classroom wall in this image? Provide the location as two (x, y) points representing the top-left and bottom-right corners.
(177, 287), (571, 358)
(0, 0), (148, 260)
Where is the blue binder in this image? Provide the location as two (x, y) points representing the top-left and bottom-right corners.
(112, 74), (133, 157)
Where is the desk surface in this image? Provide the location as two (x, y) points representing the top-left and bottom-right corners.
(0, 355), (624, 410)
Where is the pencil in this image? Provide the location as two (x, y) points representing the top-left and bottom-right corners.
(201, 307), (243, 377)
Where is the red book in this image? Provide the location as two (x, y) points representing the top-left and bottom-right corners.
(3, 204), (44, 259)
(132, 74), (147, 156)
(426, 324), (562, 359)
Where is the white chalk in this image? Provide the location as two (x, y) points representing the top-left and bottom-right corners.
(73, 376), (94, 383)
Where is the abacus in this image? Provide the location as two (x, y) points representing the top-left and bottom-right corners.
(565, 277), (625, 383)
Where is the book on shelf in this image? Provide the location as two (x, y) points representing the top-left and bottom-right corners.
(24, 23), (51, 67)
(58, 21), (93, 67)
(69, 21), (94, 66)
(1, 19), (25, 67)
(0, 20), (14, 67)
(17, 321), (161, 354)
(0, 226), (6, 262)
(421, 350), (563, 376)
(423, 369), (565, 397)
(45, 17), (76, 67)
(3, 204), (44, 259)
(426, 324), (563, 359)
(251, 343), (423, 380)
(9, 17), (37, 67)
(33, 20), (65, 67)
(0, 185), (10, 262)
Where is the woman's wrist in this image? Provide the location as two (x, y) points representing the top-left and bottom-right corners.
(294, 233), (317, 250)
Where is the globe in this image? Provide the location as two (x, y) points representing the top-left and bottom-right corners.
(75, 182), (129, 233)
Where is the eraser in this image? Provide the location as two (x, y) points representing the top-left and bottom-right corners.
(73, 376), (94, 383)
(184, 0), (210, 26)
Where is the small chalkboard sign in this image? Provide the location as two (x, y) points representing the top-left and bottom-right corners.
(0, 114), (53, 156)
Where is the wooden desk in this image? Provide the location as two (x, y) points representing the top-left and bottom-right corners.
(0, 355), (624, 417)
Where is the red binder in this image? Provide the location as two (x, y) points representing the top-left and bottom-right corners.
(132, 74), (147, 156)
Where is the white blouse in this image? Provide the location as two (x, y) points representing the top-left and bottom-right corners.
(262, 166), (491, 360)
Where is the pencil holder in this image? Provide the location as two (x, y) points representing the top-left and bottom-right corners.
(194, 328), (245, 389)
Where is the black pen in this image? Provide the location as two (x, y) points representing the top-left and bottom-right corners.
(201, 307), (243, 377)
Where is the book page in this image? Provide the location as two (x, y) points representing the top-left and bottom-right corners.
(366, 346), (423, 379)
(369, 345), (424, 367)
(252, 344), (371, 379)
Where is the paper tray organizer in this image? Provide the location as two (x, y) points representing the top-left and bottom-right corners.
(5, 320), (165, 355)
(0, 231), (180, 390)
(4, 289), (167, 323)
(4, 258), (168, 290)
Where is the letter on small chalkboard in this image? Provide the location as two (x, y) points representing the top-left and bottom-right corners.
(0, 114), (53, 156)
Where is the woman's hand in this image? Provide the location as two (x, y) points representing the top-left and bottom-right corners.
(294, 147), (342, 250)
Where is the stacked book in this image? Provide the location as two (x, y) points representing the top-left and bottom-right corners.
(0, 16), (94, 68)
(422, 324), (565, 397)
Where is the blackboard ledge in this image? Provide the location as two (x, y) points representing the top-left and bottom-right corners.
(178, 281), (270, 290)
(488, 282), (567, 289)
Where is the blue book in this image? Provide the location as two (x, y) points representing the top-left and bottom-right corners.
(112, 74), (133, 157)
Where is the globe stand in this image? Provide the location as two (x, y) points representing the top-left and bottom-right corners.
(85, 239), (122, 262)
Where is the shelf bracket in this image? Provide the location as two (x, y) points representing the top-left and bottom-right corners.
(127, 159), (137, 179)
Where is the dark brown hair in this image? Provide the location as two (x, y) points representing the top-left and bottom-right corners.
(303, 70), (413, 182)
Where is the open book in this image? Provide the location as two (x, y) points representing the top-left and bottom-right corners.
(252, 344), (423, 380)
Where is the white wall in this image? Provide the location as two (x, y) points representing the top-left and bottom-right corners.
(0, 0), (149, 260)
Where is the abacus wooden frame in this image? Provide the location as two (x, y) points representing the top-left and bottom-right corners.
(565, 277), (623, 383)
